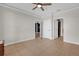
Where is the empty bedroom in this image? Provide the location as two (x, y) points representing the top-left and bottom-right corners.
(0, 3), (79, 56)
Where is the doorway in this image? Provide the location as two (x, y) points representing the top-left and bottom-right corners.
(58, 19), (61, 37)
(35, 22), (40, 38)
(57, 19), (63, 38)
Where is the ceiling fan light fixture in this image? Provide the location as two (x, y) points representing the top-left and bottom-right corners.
(37, 5), (42, 8)
(32, 3), (52, 11)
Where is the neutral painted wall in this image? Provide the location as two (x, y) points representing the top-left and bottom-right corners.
(43, 19), (52, 39)
(0, 8), (3, 40)
(54, 7), (79, 44)
(0, 6), (41, 45)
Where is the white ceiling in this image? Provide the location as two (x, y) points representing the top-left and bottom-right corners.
(4, 3), (79, 19)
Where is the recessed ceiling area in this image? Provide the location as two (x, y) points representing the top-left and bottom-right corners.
(3, 3), (79, 19)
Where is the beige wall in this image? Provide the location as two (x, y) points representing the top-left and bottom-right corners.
(0, 6), (41, 45)
(54, 7), (79, 45)
(43, 19), (53, 39)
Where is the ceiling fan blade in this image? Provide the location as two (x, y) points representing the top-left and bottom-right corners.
(32, 3), (37, 5)
(33, 3), (42, 5)
(32, 6), (37, 10)
(40, 7), (44, 11)
(43, 3), (52, 6)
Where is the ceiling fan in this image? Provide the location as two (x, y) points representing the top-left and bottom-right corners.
(32, 3), (52, 11)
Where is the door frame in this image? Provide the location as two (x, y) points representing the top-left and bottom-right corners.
(54, 18), (64, 39)
(57, 18), (64, 38)
(35, 22), (41, 38)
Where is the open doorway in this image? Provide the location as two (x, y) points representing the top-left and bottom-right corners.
(35, 22), (40, 38)
(57, 19), (61, 37)
(57, 19), (63, 38)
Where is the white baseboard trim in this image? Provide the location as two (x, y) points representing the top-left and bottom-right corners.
(64, 40), (79, 45)
(4, 37), (35, 46)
